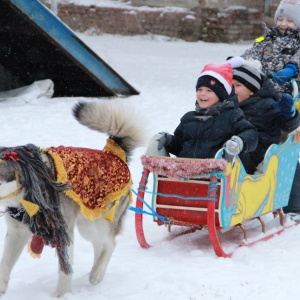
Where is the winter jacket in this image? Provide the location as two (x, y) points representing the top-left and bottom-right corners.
(238, 76), (300, 173)
(165, 100), (258, 159)
(242, 25), (300, 74)
(241, 24), (300, 94)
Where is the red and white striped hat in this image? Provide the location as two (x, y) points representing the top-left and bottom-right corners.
(196, 64), (233, 101)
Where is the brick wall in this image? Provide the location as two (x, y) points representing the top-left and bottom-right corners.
(131, 0), (200, 9)
(41, 1), (282, 43)
(56, 4), (202, 41)
(202, 0), (263, 11)
(199, 7), (263, 43)
(132, 0), (265, 11)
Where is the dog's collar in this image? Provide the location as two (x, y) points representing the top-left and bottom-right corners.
(7, 206), (25, 222)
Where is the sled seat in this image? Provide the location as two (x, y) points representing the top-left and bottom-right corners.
(154, 177), (221, 227)
(140, 155), (228, 228)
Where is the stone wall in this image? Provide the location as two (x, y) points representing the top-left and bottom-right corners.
(56, 4), (201, 41)
(41, 1), (282, 43)
(199, 7), (263, 43)
(132, 0), (265, 11)
(131, 0), (200, 9)
(48, 4), (262, 42)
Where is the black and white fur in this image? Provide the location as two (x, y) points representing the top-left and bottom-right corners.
(0, 100), (144, 297)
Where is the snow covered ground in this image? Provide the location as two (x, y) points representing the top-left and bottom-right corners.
(0, 31), (299, 300)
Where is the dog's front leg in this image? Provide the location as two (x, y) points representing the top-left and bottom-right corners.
(89, 235), (116, 285)
(0, 215), (31, 296)
(54, 196), (77, 298)
(54, 230), (74, 298)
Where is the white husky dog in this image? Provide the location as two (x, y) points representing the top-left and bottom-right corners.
(0, 100), (144, 297)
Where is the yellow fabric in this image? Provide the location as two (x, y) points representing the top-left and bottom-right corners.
(46, 139), (132, 221)
(19, 198), (39, 217)
(104, 198), (120, 222)
(104, 138), (126, 162)
(255, 36), (264, 43)
(104, 190), (133, 221)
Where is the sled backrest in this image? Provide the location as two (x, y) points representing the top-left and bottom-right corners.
(217, 134), (300, 229)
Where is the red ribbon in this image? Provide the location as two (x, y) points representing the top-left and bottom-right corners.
(3, 151), (20, 161)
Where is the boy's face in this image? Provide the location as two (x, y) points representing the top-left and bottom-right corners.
(276, 16), (297, 34)
(196, 86), (220, 109)
(233, 79), (253, 103)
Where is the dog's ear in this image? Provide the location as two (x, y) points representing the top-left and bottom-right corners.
(0, 159), (22, 184)
(0, 160), (12, 182)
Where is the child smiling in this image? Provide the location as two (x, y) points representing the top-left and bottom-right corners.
(157, 63), (258, 159)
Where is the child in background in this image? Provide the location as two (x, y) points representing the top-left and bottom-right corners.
(157, 64), (258, 160)
(227, 0), (300, 96)
(232, 62), (300, 174)
(224, 0), (300, 221)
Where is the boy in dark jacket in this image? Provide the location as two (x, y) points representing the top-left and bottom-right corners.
(157, 63), (258, 160)
(232, 63), (300, 220)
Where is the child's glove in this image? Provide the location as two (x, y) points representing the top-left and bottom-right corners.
(272, 93), (296, 119)
(157, 132), (172, 150)
(223, 56), (245, 68)
(272, 63), (298, 86)
(225, 136), (244, 156)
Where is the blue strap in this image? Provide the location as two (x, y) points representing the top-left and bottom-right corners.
(130, 176), (219, 222)
(136, 178), (219, 202)
(130, 188), (168, 223)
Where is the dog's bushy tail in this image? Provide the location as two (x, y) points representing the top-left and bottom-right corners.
(73, 100), (145, 162)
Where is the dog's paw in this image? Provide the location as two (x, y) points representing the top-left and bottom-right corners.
(0, 277), (9, 296)
(0, 290), (6, 298)
(53, 288), (71, 298)
(89, 271), (105, 285)
(54, 275), (72, 298)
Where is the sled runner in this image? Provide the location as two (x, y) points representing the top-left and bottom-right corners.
(133, 133), (300, 257)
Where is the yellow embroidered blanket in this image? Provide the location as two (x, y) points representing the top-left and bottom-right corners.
(46, 139), (132, 221)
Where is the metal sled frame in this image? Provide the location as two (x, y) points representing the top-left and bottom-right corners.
(134, 135), (300, 257)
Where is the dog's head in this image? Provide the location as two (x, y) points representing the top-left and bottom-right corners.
(0, 144), (71, 207)
(0, 144), (72, 273)
(0, 148), (25, 207)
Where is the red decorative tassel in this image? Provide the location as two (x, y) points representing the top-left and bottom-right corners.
(28, 235), (44, 258)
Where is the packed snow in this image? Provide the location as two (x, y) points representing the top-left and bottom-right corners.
(0, 29), (299, 300)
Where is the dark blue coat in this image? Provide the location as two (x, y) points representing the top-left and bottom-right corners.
(165, 100), (258, 159)
(239, 76), (300, 173)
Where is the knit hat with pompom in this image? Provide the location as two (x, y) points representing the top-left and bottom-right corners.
(196, 63), (233, 102)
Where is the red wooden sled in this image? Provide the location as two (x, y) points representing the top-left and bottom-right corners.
(134, 135), (300, 257)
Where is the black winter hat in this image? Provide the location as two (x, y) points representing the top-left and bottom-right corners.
(196, 63), (233, 102)
(196, 76), (229, 102)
